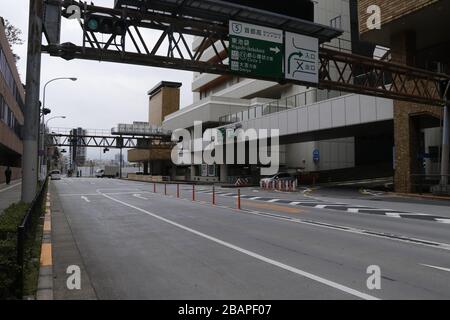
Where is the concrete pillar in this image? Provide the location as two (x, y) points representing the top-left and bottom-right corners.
(190, 165), (196, 181)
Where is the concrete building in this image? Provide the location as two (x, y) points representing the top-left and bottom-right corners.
(358, 0), (450, 192)
(0, 17), (25, 183)
(69, 127), (87, 169)
(127, 82), (180, 177)
(163, 0), (395, 184)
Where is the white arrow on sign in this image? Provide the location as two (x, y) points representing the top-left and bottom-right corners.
(270, 47), (280, 54)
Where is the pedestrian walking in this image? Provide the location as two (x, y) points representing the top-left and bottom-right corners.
(4, 166), (12, 185)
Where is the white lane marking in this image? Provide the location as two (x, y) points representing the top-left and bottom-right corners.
(60, 193), (102, 197)
(99, 192), (379, 300)
(235, 208), (450, 252)
(420, 264), (450, 273)
(385, 212), (402, 218)
(267, 199), (280, 203)
(248, 197), (261, 200)
(347, 208), (361, 213)
(290, 202), (301, 205)
(0, 182), (21, 193)
(81, 196), (91, 203)
(435, 219), (450, 224)
(133, 194), (148, 200)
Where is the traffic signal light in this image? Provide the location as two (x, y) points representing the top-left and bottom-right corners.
(103, 148), (110, 154)
(85, 14), (127, 35)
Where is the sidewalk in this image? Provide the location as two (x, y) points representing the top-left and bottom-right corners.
(0, 179), (21, 213)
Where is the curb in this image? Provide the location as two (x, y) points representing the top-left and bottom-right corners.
(386, 191), (450, 201)
(36, 190), (53, 300)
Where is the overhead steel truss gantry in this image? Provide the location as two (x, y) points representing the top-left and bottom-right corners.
(47, 133), (173, 149)
(42, 0), (450, 106)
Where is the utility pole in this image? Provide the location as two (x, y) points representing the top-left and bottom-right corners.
(22, 0), (44, 202)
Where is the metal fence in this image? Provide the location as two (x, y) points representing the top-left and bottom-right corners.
(16, 179), (48, 299)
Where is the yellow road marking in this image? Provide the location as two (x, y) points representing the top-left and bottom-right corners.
(242, 200), (304, 214)
(43, 219), (51, 232)
(40, 243), (52, 266)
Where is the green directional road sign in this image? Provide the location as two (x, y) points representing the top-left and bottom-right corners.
(229, 20), (284, 79)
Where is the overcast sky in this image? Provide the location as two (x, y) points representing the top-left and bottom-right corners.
(2, 0), (194, 160)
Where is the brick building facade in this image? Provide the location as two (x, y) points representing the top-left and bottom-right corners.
(0, 18), (25, 184)
(358, 0), (450, 192)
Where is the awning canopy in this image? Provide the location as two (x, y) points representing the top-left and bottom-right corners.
(114, 0), (343, 43)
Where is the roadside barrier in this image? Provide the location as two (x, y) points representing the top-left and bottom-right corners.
(261, 179), (297, 192)
(237, 189), (241, 210)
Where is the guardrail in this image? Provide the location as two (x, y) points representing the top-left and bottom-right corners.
(16, 179), (48, 299)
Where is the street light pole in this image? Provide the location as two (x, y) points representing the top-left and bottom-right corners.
(39, 77), (77, 180)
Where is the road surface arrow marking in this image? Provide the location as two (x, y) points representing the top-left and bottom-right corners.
(81, 196), (90, 203)
(133, 194), (148, 200)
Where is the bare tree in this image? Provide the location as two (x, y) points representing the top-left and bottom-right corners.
(3, 19), (24, 62)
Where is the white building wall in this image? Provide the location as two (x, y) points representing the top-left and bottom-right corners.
(286, 137), (355, 172)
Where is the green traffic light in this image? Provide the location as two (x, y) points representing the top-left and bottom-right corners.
(87, 18), (99, 31)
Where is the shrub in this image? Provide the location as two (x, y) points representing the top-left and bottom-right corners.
(0, 202), (29, 299)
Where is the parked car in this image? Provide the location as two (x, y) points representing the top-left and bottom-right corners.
(260, 172), (294, 185)
(50, 170), (61, 180)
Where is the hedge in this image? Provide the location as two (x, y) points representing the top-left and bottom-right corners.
(0, 202), (30, 299)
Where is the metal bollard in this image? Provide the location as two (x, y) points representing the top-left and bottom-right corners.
(237, 189), (241, 210)
(192, 184), (195, 201)
(212, 185), (216, 205)
(154, 183), (156, 193)
(177, 184), (180, 198)
(164, 183), (167, 195)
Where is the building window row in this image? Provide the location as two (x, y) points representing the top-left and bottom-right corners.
(0, 45), (24, 111)
(0, 94), (21, 137)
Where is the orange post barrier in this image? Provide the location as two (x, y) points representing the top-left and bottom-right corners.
(192, 184), (195, 201)
(164, 183), (167, 195)
(177, 184), (180, 198)
(153, 183), (156, 193)
(212, 185), (216, 205)
(237, 189), (241, 210)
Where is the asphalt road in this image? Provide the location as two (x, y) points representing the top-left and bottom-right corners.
(50, 178), (450, 300)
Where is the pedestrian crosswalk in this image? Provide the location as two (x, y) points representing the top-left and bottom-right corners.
(197, 189), (450, 224)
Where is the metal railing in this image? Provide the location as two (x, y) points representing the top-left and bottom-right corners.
(219, 89), (347, 123)
(16, 178), (48, 299)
